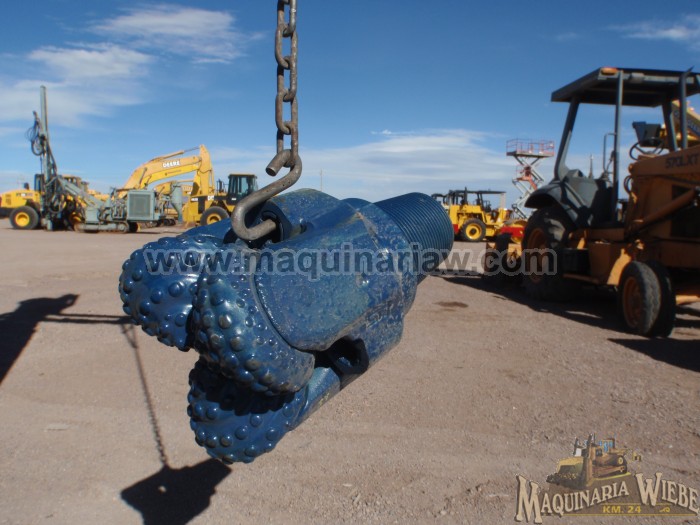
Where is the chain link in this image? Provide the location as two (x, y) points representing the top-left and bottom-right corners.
(232, 0), (302, 241)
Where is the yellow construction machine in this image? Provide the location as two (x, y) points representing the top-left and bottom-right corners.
(8, 87), (256, 232)
(1, 175), (105, 230)
(493, 67), (700, 337)
(9, 85), (182, 233)
(671, 100), (700, 144)
(0, 184), (41, 228)
(435, 188), (524, 242)
(121, 145), (257, 226)
(547, 434), (641, 490)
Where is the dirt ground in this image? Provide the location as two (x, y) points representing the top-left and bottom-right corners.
(0, 220), (698, 525)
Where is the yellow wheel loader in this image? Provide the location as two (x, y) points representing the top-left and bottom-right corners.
(438, 188), (523, 242)
(0, 184), (41, 230)
(1, 175), (105, 230)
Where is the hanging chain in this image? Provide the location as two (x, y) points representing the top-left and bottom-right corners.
(232, 0), (302, 241)
(273, 0), (299, 170)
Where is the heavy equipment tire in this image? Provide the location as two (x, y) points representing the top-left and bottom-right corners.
(646, 261), (675, 337)
(617, 261), (662, 336)
(482, 239), (503, 277)
(521, 206), (577, 301)
(9, 206), (39, 230)
(200, 206), (228, 226)
(482, 233), (521, 284)
(460, 218), (486, 242)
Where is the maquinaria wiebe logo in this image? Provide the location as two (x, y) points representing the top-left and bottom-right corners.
(515, 434), (699, 523)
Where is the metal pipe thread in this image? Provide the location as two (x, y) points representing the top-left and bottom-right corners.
(375, 193), (454, 280)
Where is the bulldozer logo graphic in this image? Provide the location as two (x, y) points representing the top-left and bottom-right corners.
(514, 434), (699, 523)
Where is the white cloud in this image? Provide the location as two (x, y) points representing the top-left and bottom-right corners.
(0, 129), (541, 205)
(212, 130), (518, 203)
(0, 5), (258, 129)
(0, 84), (147, 130)
(94, 4), (263, 63)
(0, 43), (152, 126)
(0, 81), (41, 123)
(29, 44), (152, 80)
(615, 15), (700, 50)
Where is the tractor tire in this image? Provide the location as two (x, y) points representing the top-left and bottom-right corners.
(521, 206), (577, 301)
(460, 218), (486, 242)
(638, 261), (676, 337)
(482, 234), (506, 276)
(200, 206), (229, 227)
(482, 233), (521, 284)
(617, 261), (662, 336)
(9, 206), (39, 230)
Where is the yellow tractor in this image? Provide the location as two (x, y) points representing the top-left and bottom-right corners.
(510, 67), (700, 337)
(437, 188), (522, 242)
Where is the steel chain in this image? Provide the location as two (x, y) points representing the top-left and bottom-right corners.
(232, 0), (302, 241)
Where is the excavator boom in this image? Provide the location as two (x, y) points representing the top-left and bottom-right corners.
(120, 145), (214, 198)
(671, 100), (700, 141)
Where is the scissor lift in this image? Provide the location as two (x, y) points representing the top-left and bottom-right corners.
(506, 139), (555, 218)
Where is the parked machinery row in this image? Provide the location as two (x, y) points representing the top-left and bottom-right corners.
(3, 87), (257, 232)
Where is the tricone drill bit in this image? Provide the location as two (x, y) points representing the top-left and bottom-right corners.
(119, 189), (452, 463)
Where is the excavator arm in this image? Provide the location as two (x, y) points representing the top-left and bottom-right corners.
(671, 100), (700, 143)
(120, 145), (214, 198)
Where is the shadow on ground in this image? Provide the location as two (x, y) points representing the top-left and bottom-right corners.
(444, 274), (621, 331)
(0, 294), (78, 385)
(0, 293), (232, 523)
(0, 294), (134, 385)
(444, 274), (699, 373)
(121, 460), (231, 525)
(610, 337), (700, 373)
(118, 318), (232, 524)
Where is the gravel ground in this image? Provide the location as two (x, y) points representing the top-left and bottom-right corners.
(0, 221), (698, 525)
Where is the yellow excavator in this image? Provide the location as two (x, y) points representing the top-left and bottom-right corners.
(120, 145), (257, 226)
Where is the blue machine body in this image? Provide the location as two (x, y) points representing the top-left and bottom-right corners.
(119, 189), (452, 463)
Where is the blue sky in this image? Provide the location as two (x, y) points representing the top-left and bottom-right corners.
(2, 1), (700, 204)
